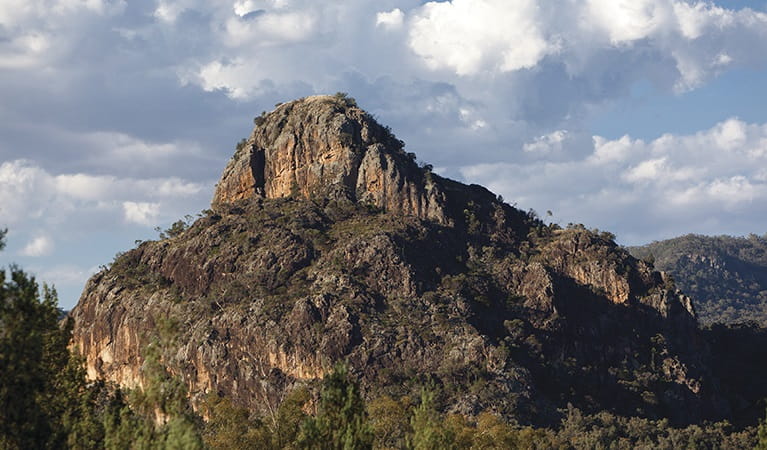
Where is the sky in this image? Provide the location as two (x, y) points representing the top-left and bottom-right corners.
(1, 0), (767, 310)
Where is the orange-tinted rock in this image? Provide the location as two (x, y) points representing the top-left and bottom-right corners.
(68, 95), (728, 427)
(212, 95), (451, 225)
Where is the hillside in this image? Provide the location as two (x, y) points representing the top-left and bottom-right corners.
(629, 234), (767, 326)
(69, 95), (748, 430)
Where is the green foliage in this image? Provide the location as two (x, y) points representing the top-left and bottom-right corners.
(407, 389), (457, 450)
(155, 215), (194, 240)
(758, 407), (767, 449)
(202, 394), (272, 449)
(462, 202), (481, 235)
(629, 233), (767, 325)
(368, 395), (413, 448)
(333, 92), (358, 109)
(0, 266), (109, 449)
(120, 332), (204, 450)
(1, 269), (62, 447)
(273, 387), (310, 449)
(297, 363), (373, 449)
(403, 390), (532, 450)
(53, 354), (107, 448)
(254, 111), (268, 127)
(546, 404), (757, 449)
(102, 390), (154, 450)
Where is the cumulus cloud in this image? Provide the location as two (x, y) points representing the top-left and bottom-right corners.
(0, 0), (124, 70)
(0, 159), (212, 307)
(0, 159), (208, 228)
(133, 0), (767, 171)
(461, 118), (767, 244)
(20, 235), (54, 257)
(376, 9), (404, 30)
(1, 0), (767, 306)
(404, 0), (767, 91)
(524, 130), (568, 154)
(223, 10), (317, 47)
(409, 0), (553, 75)
(195, 59), (274, 100)
(123, 202), (161, 225)
(586, 0), (673, 44)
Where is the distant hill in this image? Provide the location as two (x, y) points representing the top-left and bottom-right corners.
(629, 234), (767, 326)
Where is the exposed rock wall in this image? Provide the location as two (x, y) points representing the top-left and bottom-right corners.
(69, 96), (727, 426)
(212, 95), (451, 225)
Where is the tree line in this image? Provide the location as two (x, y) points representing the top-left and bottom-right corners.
(2, 228), (767, 449)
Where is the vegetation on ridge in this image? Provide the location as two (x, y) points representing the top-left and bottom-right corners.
(6, 95), (767, 448)
(629, 233), (767, 325)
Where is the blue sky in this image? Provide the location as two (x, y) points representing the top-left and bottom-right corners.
(1, 0), (767, 309)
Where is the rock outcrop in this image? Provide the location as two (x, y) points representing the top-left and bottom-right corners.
(213, 95), (451, 225)
(70, 95), (728, 426)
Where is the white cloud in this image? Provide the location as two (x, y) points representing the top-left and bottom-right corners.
(154, 1), (184, 23)
(0, 0), (113, 24)
(590, 135), (638, 164)
(0, 160), (208, 227)
(0, 0), (764, 307)
(123, 201), (161, 225)
(0, 157), (212, 308)
(20, 235), (54, 257)
(37, 264), (98, 288)
(586, 0), (674, 44)
(0, 0), (124, 70)
(223, 11), (316, 47)
(524, 130), (568, 154)
(409, 0), (552, 75)
(461, 117), (767, 244)
(55, 174), (113, 201)
(402, 0), (767, 97)
(376, 8), (404, 29)
(196, 59), (262, 99)
(712, 118), (747, 151)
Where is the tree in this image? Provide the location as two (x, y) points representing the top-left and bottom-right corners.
(368, 394), (413, 448)
(758, 407), (767, 449)
(297, 363), (373, 449)
(0, 257), (105, 448)
(407, 389), (457, 450)
(0, 267), (59, 448)
(273, 387), (310, 449)
(202, 394), (271, 449)
(125, 331), (205, 450)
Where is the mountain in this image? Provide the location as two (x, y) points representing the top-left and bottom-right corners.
(70, 94), (735, 427)
(629, 234), (767, 326)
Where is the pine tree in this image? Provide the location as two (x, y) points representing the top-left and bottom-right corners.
(0, 267), (58, 448)
(0, 265), (102, 448)
(297, 363), (373, 450)
(407, 389), (457, 450)
(0, 233), (107, 449)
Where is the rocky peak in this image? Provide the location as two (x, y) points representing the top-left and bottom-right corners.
(212, 94), (451, 225)
(68, 96), (728, 428)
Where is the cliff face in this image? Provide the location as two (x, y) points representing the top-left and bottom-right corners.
(70, 95), (726, 426)
(213, 95), (450, 226)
